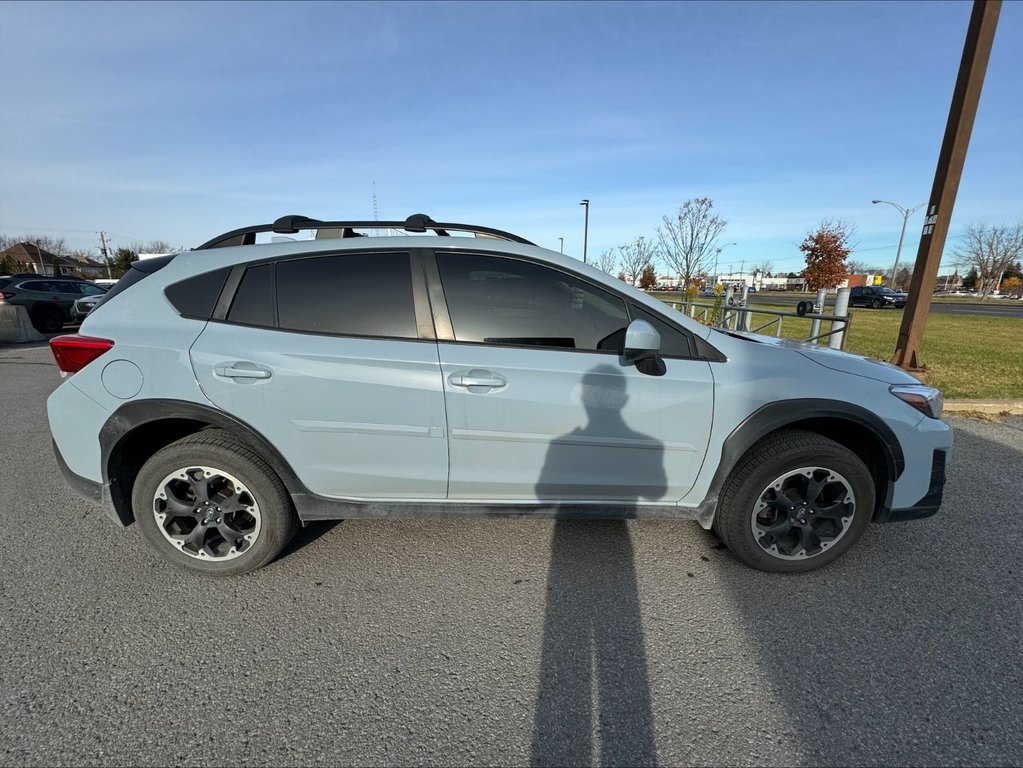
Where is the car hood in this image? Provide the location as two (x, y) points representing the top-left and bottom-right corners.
(733, 332), (920, 385)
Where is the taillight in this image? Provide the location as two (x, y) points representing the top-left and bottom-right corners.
(49, 335), (115, 373)
(0, 291), (13, 301)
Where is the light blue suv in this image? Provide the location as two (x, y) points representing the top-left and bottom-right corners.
(46, 215), (951, 576)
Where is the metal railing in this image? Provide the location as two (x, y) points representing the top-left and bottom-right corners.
(668, 286), (854, 349)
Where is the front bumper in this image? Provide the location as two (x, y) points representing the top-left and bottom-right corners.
(877, 447), (947, 523)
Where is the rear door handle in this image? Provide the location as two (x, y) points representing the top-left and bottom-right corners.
(448, 369), (507, 390)
(215, 363), (272, 380)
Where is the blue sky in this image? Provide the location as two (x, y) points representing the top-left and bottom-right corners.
(1, 1), (1020, 275)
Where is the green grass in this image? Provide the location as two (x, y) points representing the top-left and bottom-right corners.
(656, 298), (1023, 400)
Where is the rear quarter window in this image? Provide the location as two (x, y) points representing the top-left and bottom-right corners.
(164, 267), (231, 319)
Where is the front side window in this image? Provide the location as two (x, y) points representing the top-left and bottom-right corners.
(77, 283), (106, 296)
(628, 304), (694, 358)
(276, 252), (416, 339)
(436, 252), (628, 352)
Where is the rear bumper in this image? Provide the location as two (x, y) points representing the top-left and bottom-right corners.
(877, 448), (947, 523)
(52, 440), (127, 526)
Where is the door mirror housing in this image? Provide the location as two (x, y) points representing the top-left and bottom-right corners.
(622, 319), (661, 364)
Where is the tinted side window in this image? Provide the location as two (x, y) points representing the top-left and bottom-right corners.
(227, 264), (274, 327)
(56, 281), (81, 293)
(164, 267), (230, 319)
(276, 252), (416, 338)
(437, 252), (628, 352)
(629, 304), (694, 358)
(78, 283), (106, 296)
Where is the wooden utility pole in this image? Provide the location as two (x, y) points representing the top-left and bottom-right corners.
(892, 0), (1001, 369)
(98, 231), (112, 279)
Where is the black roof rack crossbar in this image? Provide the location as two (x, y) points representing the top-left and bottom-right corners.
(195, 213), (534, 250)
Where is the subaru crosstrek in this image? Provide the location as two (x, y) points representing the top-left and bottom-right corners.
(46, 215), (951, 576)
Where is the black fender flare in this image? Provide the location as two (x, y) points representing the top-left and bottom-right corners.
(99, 399), (308, 523)
(699, 398), (905, 521)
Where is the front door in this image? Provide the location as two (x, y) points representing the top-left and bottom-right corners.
(430, 250), (714, 505)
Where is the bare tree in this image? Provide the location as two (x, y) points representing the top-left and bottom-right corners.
(953, 222), (1023, 299)
(133, 239), (176, 255)
(752, 260), (774, 278)
(617, 236), (657, 287)
(656, 198), (727, 291)
(593, 249), (618, 276)
(0, 233), (67, 255)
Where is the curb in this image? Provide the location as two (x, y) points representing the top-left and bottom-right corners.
(944, 400), (1023, 416)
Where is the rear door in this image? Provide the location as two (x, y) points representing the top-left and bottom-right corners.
(189, 249), (449, 500)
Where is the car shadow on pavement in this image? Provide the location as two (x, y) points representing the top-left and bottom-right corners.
(530, 365), (664, 767)
(709, 419), (1023, 765)
(278, 519), (343, 559)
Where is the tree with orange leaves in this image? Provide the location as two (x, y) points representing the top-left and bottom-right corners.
(801, 220), (853, 290)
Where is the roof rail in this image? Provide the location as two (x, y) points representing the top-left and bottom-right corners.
(195, 213), (534, 250)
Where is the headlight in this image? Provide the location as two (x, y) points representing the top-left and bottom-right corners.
(890, 384), (944, 419)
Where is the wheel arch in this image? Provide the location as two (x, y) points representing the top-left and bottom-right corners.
(706, 399), (904, 522)
(100, 399), (305, 525)
(30, 300), (66, 321)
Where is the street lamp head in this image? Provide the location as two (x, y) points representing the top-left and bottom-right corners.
(580, 199), (589, 206)
(871, 200), (882, 205)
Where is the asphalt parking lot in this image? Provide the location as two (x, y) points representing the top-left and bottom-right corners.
(1, 341), (1021, 767)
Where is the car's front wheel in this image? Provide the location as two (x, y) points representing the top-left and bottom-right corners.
(132, 430), (297, 576)
(713, 429), (875, 573)
(871, 298), (883, 309)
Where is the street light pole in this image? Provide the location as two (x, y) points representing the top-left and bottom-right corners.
(871, 200), (924, 288)
(713, 242), (736, 283)
(580, 199), (589, 264)
(558, 237), (564, 254)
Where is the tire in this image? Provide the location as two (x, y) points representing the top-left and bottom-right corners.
(132, 429), (297, 576)
(31, 304), (63, 333)
(871, 298), (883, 309)
(712, 429), (875, 573)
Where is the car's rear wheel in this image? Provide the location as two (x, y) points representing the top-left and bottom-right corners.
(30, 304), (63, 333)
(713, 429), (875, 573)
(871, 298), (883, 309)
(132, 430), (297, 576)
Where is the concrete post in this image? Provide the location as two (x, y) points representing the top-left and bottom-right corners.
(809, 288), (827, 343)
(829, 287), (851, 349)
(739, 285), (751, 331)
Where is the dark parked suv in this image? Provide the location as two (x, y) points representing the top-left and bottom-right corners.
(0, 275), (107, 332)
(849, 286), (906, 309)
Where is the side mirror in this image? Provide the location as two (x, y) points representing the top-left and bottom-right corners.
(622, 319), (660, 364)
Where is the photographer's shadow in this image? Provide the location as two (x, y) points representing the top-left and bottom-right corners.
(531, 365), (664, 767)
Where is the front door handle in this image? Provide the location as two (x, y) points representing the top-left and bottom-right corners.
(215, 362), (272, 380)
(448, 369), (507, 390)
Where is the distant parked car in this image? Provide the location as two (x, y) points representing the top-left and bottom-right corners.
(849, 286), (906, 309)
(0, 276), (108, 332)
(71, 285), (111, 322)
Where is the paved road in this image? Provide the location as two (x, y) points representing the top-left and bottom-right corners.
(742, 293), (1023, 318)
(2, 342), (1021, 767)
